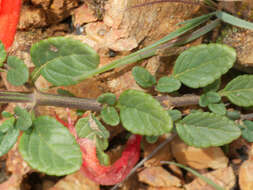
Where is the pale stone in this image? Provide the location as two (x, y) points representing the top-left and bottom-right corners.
(49, 171), (99, 190)
(72, 4), (97, 26)
(171, 137), (228, 170)
(138, 166), (182, 187)
(143, 135), (173, 167)
(185, 167), (236, 190)
(239, 160), (253, 190)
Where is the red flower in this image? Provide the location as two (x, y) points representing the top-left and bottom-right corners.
(0, 0), (22, 50)
(56, 113), (142, 185)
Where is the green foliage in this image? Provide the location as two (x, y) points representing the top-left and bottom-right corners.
(226, 110), (241, 120)
(145, 136), (159, 144)
(0, 124), (19, 157)
(167, 109), (182, 122)
(75, 116), (110, 165)
(0, 41), (6, 66)
(199, 91), (221, 107)
(19, 116), (82, 176)
(208, 103), (226, 115)
(31, 37), (99, 86)
(57, 89), (75, 97)
(7, 56), (29, 86)
(97, 93), (116, 106)
(117, 90), (173, 136)
(219, 75), (253, 107)
(155, 76), (181, 93)
(241, 120), (253, 142)
(215, 11), (253, 30)
(176, 112), (241, 148)
(2, 111), (13, 118)
(14, 106), (32, 131)
(0, 117), (15, 133)
(101, 106), (120, 126)
(132, 66), (156, 88)
(203, 79), (221, 93)
(172, 44), (236, 88)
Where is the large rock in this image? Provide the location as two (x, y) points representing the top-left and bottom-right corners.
(84, 0), (200, 51)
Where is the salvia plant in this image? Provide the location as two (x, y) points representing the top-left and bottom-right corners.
(1, 3), (253, 189)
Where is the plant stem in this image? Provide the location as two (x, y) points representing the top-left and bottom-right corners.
(34, 91), (102, 111)
(0, 90), (200, 110)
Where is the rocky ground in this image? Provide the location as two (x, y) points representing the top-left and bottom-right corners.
(1, 0), (253, 190)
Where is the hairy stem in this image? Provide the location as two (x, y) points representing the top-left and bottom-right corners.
(0, 90), (199, 110)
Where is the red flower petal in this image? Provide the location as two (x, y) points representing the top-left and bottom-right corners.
(0, 0), (22, 50)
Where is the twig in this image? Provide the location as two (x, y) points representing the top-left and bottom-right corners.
(0, 90), (200, 111)
(240, 113), (253, 121)
(110, 133), (177, 190)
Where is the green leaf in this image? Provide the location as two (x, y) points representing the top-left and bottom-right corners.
(19, 116), (82, 176)
(132, 66), (156, 88)
(219, 75), (253, 107)
(199, 91), (221, 107)
(155, 76), (181, 93)
(172, 44), (236, 88)
(167, 109), (182, 122)
(226, 110), (241, 120)
(75, 115), (110, 164)
(7, 56), (29, 86)
(97, 93), (116, 106)
(117, 90), (173, 136)
(0, 117), (15, 133)
(2, 111), (13, 118)
(75, 115), (109, 145)
(203, 79), (221, 93)
(176, 112), (241, 148)
(14, 106), (32, 131)
(0, 41), (6, 66)
(145, 136), (159, 144)
(0, 126), (19, 157)
(101, 106), (120, 126)
(57, 89), (75, 97)
(241, 120), (253, 142)
(31, 37), (99, 86)
(216, 11), (253, 30)
(208, 103), (226, 115)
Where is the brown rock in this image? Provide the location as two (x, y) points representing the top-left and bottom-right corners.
(143, 135), (173, 167)
(49, 171), (99, 190)
(239, 160), (253, 190)
(72, 4), (97, 27)
(138, 166), (182, 187)
(31, 0), (79, 25)
(18, 5), (47, 29)
(171, 137), (228, 170)
(31, 0), (51, 9)
(184, 167), (236, 190)
(148, 187), (183, 190)
(83, 0), (200, 52)
(47, 0), (79, 24)
(0, 143), (31, 190)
